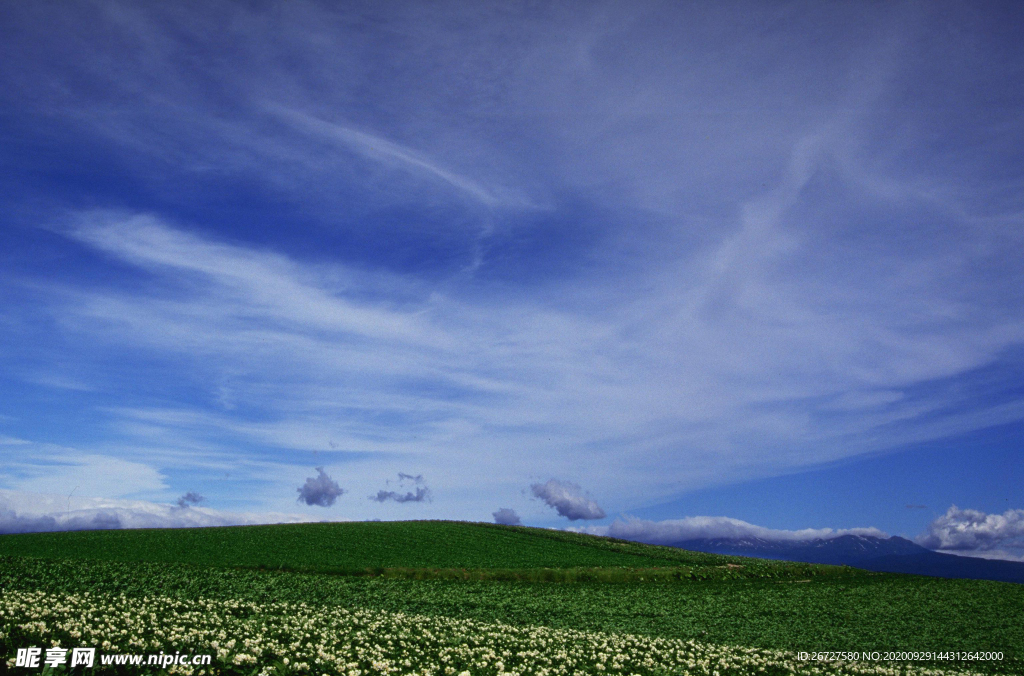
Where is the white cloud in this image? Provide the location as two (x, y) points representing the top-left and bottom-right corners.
(935, 549), (1024, 563)
(531, 480), (605, 521)
(296, 467), (345, 507)
(492, 507), (521, 526)
(22, 372), (96, 392)
(916, 505), (1024, 553)
(2, 1), (1023, 519)
(0, 451), (168, 499)
(24, 211), (1024, 516)
(574, 516), (887, 544)
(69, 211), (434, 345)
(268, 106), (515, 209)
(0, 489), (317, 534)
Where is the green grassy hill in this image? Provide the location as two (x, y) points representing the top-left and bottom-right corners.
(0, 520), (836, 579)
(1, 521), (1021, 674)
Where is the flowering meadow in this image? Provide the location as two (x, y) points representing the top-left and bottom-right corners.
(1, 523), (1021, 675)
(0, 588), (991, 676)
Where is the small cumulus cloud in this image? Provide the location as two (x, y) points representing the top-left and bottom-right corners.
(176, 491), (205, 509)
(492, 507), (521, 526)
(296, 467), (345, 507)
(574, 516), (886, 544)
(370, 473), (431, 503)
(531, 480), (605, 521)
(370, 487), (431, 503)
(916, 505), (1024, 553)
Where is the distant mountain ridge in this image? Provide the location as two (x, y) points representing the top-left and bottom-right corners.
(671, 534), (1024, 584)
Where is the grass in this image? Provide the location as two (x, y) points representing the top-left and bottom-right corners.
(1, 521), (1021, 674)
(0, 520), (848, 580)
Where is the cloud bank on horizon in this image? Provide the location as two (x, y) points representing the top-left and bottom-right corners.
(0, 490), (316, 535)
(916, 505), (1024, 560)
(5, 483), (1023, 563)
(572, 516), (887, 545)
(0, 1), (1021, 532)
(12, 486), (1024, 563)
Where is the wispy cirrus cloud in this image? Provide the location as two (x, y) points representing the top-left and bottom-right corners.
(14, 208), (1024, 519)
(0, 447), (168, 500)
(0, 1), (1022, 527)
(268, 107), (516, 209)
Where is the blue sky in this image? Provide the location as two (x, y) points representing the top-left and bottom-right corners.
(1, 1), (1023, 558)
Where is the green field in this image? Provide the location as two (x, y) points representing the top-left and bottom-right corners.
(0, 520), (848, 581)
(1, 521), (1021, 675)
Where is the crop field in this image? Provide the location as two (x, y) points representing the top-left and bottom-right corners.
(0, 521), (809, 576)
(1, 522), (1021, 675)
